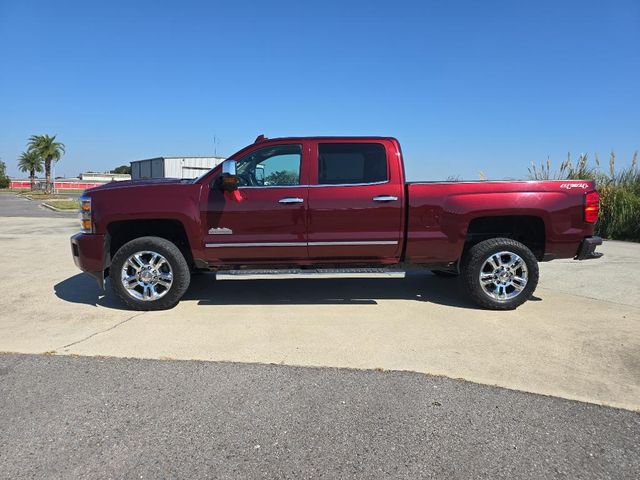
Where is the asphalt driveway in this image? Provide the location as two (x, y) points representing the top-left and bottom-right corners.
(0, 192), (77, 217)
(1, 353), (638, 479)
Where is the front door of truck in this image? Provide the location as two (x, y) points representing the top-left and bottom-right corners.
(307, 140), (404, 262)
(203, 142), (309, 264)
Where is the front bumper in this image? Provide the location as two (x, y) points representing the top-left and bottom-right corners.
(70, 232), (107, 289)
(575, 236), (603, 260)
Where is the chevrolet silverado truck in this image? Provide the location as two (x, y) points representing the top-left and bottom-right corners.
(71, 135), (602, 311)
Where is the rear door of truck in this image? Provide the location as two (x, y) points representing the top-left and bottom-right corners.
(306, 139), (404, 262)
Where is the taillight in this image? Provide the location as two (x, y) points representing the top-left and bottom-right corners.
(584, 191), (599, 224)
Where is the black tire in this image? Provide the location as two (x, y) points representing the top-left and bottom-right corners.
(430, 270), (459, 278)
(110, 236), (191, 311)
(461, 238), (539, 310)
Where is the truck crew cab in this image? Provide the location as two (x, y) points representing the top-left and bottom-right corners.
(71, 135), (602, 311)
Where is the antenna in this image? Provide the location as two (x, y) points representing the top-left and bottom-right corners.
(213, 135), (219, 157)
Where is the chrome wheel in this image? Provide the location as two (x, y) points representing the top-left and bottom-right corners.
(120, 250), (173, 301)
(479, 251), (528, 301)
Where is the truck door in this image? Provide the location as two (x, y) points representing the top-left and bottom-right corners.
(203, 142), (310, 264)
(307, 140), (404, 262)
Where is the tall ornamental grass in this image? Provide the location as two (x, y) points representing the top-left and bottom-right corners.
(528, 151), (640, 241)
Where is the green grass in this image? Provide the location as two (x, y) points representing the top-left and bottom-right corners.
(42, 199), (79, 211)
(0, 188), (28, 193)
(20, 191), (82, 200)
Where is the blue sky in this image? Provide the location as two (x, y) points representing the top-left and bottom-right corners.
(1, 0), (638, 180)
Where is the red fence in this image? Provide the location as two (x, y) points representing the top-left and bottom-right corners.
(9, 180), (104, 190)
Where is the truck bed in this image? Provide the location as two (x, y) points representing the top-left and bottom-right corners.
(404, 179), (596, 264)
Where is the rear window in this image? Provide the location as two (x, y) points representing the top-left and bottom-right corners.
(318, 143), (387, 185)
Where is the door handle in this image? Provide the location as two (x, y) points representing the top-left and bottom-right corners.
(373, 195), (398, 202)
(278, 197), (304, 204)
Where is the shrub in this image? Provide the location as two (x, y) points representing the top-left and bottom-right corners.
(0, 160), (9, 188)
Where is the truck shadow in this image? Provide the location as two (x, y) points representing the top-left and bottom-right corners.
(53, 273), (129, 310)
(54, 272), (500, 310)
(189, 272), (478, 309)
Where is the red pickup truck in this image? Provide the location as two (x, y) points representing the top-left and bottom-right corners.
(71, 135), (602, 311)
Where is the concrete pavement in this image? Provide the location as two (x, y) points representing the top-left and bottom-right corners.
(1, 210), (638, 411)
(539, 239), (640, 308)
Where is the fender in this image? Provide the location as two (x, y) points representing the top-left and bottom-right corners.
(89, 182), (206, 261)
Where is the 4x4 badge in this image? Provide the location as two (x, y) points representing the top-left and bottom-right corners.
(560, 183), (589, 190)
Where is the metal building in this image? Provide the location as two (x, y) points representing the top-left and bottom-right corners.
(130, 156), (226, 180)
(80, 172), (131, 182)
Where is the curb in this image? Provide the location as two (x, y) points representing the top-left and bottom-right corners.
(41, 202), (77, 213)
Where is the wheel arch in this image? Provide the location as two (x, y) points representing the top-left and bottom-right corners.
(106, 219), (195, 268)
(464, 215), (546, 261)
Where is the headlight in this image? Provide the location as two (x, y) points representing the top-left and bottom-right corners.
(79, 196), (92, 233)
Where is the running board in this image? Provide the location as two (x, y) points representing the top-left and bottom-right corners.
(216, 267), (407, 279)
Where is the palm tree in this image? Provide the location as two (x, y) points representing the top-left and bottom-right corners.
(17, 150), (43, 190)
(27, 134), (65, 194)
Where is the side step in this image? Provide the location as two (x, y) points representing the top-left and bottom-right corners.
(216, 268), (406, 279)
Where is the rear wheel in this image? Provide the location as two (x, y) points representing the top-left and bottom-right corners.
(110, 236), (191, 311)
(462, 238), (539, 310)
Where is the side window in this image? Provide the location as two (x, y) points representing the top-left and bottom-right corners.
(318, 143), (387, 185)
(236, 144), (302, 187)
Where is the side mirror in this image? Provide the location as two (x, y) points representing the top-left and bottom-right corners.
(219, 160), (238, 191)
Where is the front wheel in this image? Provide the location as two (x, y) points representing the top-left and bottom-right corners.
(110, 236), (191, 311)
(461, 238), (539, 310)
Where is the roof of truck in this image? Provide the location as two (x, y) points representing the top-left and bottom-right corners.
(253, 134), (399, 144)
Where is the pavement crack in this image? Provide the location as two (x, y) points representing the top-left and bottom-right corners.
(58, 312), (148, 350)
